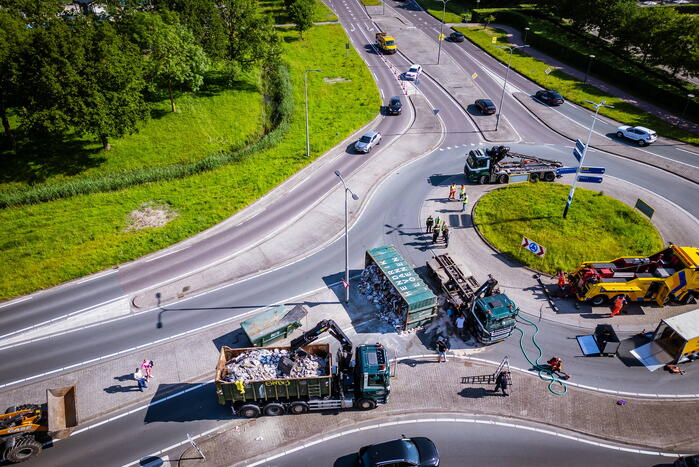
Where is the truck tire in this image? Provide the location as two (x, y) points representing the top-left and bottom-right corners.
(356, 398), (377, 411)
(238, 404), (261, 418)
(289, 401), (309, 415)
(478, 175), (488, 185)
(589, 295), (608, 306)
(543, 172), (555, 182)
(263, 403), (285, 416)
(4, 436), (43, 463)
(497, 174), (508, 184)
(529, 173), (539, 182)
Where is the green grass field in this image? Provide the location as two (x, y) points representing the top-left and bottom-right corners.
(413, 0), (468, 24)
(260, 0), (338, 23)
(0, 25), (380, 299)
(473, 183), (663, 275)
(455, 25), (699, 145)
(0, 69), (264, 192)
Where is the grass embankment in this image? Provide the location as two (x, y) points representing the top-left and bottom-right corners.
(0, 69), (264, 193)
(412, 0), (467, 24)
(473, 183), (663, 275)
(260, 0), (338, 22)
(360, 0), (383, 6)
(454, 25), (699, 145)
(0, 25), (380, 299)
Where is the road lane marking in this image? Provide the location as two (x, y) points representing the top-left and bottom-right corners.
(0, 296), (32, 309)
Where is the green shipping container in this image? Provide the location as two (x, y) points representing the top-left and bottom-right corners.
(365, 245), (438, 330)
(240, 304), (307, 347)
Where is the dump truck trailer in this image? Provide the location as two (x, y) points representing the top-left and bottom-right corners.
(375, 32), (397, 54)
(652, 308), (699, 364)
(568, 245), (699, 306)
(1, 386), (78, 464)
(464, 145), (563, 184)
(216, 341), (391, 418)
(427, 254), (519, 344)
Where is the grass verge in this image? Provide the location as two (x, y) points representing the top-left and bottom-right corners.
(360, 0), (383, 6)
(473, 183), (663, 275)
(260, 0), (338, 23)
(413, 0), (468, 24)
(455, 25), (699, 145)
(0, 25), (380, 300)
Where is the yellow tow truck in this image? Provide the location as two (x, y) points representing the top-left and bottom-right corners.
(568, 245), (699, 306)
(375, 32), (397, 54)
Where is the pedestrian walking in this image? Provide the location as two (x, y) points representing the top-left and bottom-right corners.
(141, 359), (153, 379)
(442, 224), (449, 247)
(459, 185), (466, 199)
(611, 295), (627, 316)
(432, 229), (440, 244)
(436, 337), (448, 362)
(134, 368), (148, 391)
(426, 215), (434, 233)
(448, 184), (456, 200)
(494, 371), (510, 396)
(455, 313), (465, 339)
(461, 194), (469, 212)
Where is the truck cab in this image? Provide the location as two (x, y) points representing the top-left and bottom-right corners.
(353, 344), (391, 407)
(464, 149), (491, 183)
(470, 294), (519, 344)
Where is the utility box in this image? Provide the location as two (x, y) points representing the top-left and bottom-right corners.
(240, 304), (307, 347)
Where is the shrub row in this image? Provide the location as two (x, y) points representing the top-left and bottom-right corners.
(471, 8), (699, 122)
(0, 60), (294, 209)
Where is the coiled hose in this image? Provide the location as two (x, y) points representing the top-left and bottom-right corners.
(514, 314), (568, 396)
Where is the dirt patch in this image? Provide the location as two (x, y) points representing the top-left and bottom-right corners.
(124, 201), (179, 232)
(323, 77), (352, 84)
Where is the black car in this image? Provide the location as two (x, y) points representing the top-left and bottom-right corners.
(388, 96), (402, 115)
(675, 455), (699, 467)
(474, 98), (497, 115)
(535, 90), (565, 106)
(358, 437), (439, 467)
(449, 31), (465, 42)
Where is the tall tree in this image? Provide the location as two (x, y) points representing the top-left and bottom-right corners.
(287, 0), (314, 39)
(0, 11), (29, 149)
(215, 0), (280, 68)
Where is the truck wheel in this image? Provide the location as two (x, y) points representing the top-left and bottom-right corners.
(263, 403), (285, 416)
(357, 398), (377, 411)
(478, 175), (488, 185)
(589, 295), (607, 306)
(529, 173), (539, 182)
(497, 174), (508, 184)
(238, 404), (261, 418)
(289, 402), (309, 415)
(4, 436), (43, 463)
(543, 172), (555, 182)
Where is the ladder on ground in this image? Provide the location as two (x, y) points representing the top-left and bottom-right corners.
(461, 356), (512, 385)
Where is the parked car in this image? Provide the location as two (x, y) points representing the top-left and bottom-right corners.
(449, 31), (465, 42)
(474, 98), (497, 115)
(675, 454), (699, 467)
(388, 96), (403, 115)
(358, 437), (440, 467)
(535, 90), (565, 106)
(355, 130), (382, 153)
(404, 64), (422, 81)
(616, 125), (657, 146)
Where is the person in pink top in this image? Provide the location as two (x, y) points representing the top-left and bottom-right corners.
(141, 359), (153, 379)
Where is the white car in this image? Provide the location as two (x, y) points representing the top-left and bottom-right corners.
(404, 64), (422, 81)
(616, 125), (657, 146)
(354, 130), (382, 153)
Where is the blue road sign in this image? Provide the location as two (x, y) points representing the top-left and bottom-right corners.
(577, 175), (604, 183)
(575, 139), (586, 153)
(580, 166), (605, 174)
(557, 167), (578, 175)
(573, 148), (583, 162)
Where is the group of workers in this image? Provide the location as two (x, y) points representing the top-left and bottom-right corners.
(556, 270), (628, 316)
(426, 216), (449, 246)
(448, 183), (469, 212)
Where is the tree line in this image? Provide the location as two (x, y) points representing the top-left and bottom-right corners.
(0, 0), (315, 152)
(536, 0), (699, 78)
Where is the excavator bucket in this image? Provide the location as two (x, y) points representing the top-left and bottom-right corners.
(46, 386), (78, 439)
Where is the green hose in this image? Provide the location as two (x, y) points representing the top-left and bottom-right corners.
(514, 314), (568, 396)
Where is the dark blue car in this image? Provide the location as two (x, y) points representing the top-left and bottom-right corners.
(358, 437), (440, 466)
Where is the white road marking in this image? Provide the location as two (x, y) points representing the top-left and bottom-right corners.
(76, 269), (117, 284)
(0, 296), (32, 309)
(145, 248), (188, 262)
(675, 147), (699, 155)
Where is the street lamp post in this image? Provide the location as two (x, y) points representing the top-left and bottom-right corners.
(495, 45), (528, 131)
(437, 0), (450, 65)
(335, 170), (359, 303)
(305, 69), (322, 157)
(562, 99), (614, 219)
(523, 27), (530, 45)
(583, 54), (595, 83)
(682, 93), (695, 118)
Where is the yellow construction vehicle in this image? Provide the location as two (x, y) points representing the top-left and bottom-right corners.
(568, 245), (699, 306)
(1, 386), (78, 463)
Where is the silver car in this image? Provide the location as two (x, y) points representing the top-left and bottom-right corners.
(616, 125), (657, 146)
(355, 130), (382, 153)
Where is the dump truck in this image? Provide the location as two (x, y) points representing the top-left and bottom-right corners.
(1, 386), (78, 464)
(427, 254), (519, 344)
(464, 145), (564, 184)
(216, 320), (391, 418)
(362, 245), (438, 331)
(375, 32), (397, 54)
(568, 245), (699, 306)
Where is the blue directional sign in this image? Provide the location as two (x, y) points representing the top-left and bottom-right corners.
(557, 167), (578, 175)
(580, 166), (606, 174)
(572, 148), (583, 162)
(575, 139), (586, 153)
(577, 175), (604, 183)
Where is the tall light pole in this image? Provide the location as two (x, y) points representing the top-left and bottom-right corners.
(495, 44), (528, 131)
(583, 54), (595, 83)
(523, 27), (530, 45)
(437, 0), (450, 65)
(563, 99), (614, 219)
(335, 170), (359, 303)
(305, 69), (322, 157)
(682, 93), (695, 118)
